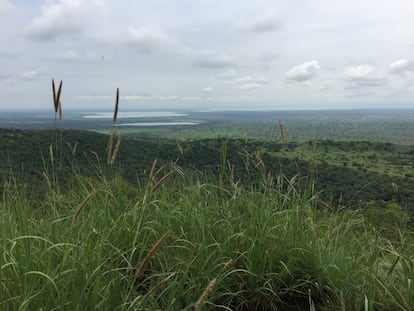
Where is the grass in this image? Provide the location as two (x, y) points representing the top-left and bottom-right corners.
(1, 159), (414, 310)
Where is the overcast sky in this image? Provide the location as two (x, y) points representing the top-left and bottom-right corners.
(0, 0), (413, 110)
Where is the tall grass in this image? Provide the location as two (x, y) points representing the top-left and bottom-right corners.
(1, 157), (414, 310)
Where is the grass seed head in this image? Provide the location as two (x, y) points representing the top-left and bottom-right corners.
(113, 87), (119, 125)
(52, 79), (58, 113)
(72, 191), (97, 223)
(194, 278), (218, 311)
(134, 230), (170, 280)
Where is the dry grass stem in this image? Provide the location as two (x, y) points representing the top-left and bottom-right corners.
(340, 290), (346, 311)
(58, 101), (62, 120)
(134, 230), (170, 280)
(72, 191), (97, 224)
(110, 133), (123, 165)
(107, 131), (115, 163)
(151, 170), (175, 194)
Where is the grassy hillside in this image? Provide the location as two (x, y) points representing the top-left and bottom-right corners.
(1, 128), (414, 310)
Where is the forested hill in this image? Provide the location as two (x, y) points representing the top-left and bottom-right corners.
(1, 128), (413, 215)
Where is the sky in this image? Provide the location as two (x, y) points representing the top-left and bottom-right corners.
(0, 0), (413, 111)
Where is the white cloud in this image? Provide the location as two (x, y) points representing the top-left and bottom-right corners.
(201, 86), (214, 93)
(286, 61), (320, 82)
(256, 76), (271, 84)
(216, 69), (237, 80)
(19, 66), (48, 81)
(125, 25), (180, 54)
(194, 49), (234, 69)
(77, 93), (204, 102)
(0, 73), (12, 81)
(344, 64), (376, 80)
(259, 53), (280, 63)
(0, 50), (19, 59)
(343, 64), (386, 96)
(343, 64), (385, 86)
(234, 76), (253, 84)
(238, 83), (262, 91)
(389, 59), (414, 75)
(221, 75), (270, 91)
(237, 13), (282, 33)
(25, 0), (106, 41)
(74, 95), (111, 101)
(49, 50), (102, 62)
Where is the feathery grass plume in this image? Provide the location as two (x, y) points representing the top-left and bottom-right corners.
(72, 141), (78, 156)
(134, 230), (170, 280)
(113, 87), (119, 125)
(42, 171), (52, 190)
(52, 79), (63, 120)
(149, 159), (158, 181)
(144, 273), (175, 298)
(194, 278), (217, 311)
(289, 173), (300, 186)
(391, 182), (398, 193)
(255, 151), (265, 170)
(177, 143), (184, 156)
(151, 169), (176, 194)
(219, 258), (233, 274)
(52, 79), (57, 112)
(66, 141), (79, 156)
(278, 119), (285, 142)
(110, 133), (123, 165)
(194, 259), (233, 311)
(175, 142), (184, 164)
(72, 191), (97, 224)
(106, 130), (115, 164)
(56, 80), (63, 107)
(55, 80), (63, 116)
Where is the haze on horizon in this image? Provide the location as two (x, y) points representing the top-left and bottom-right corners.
(0, 0), (413, 111)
